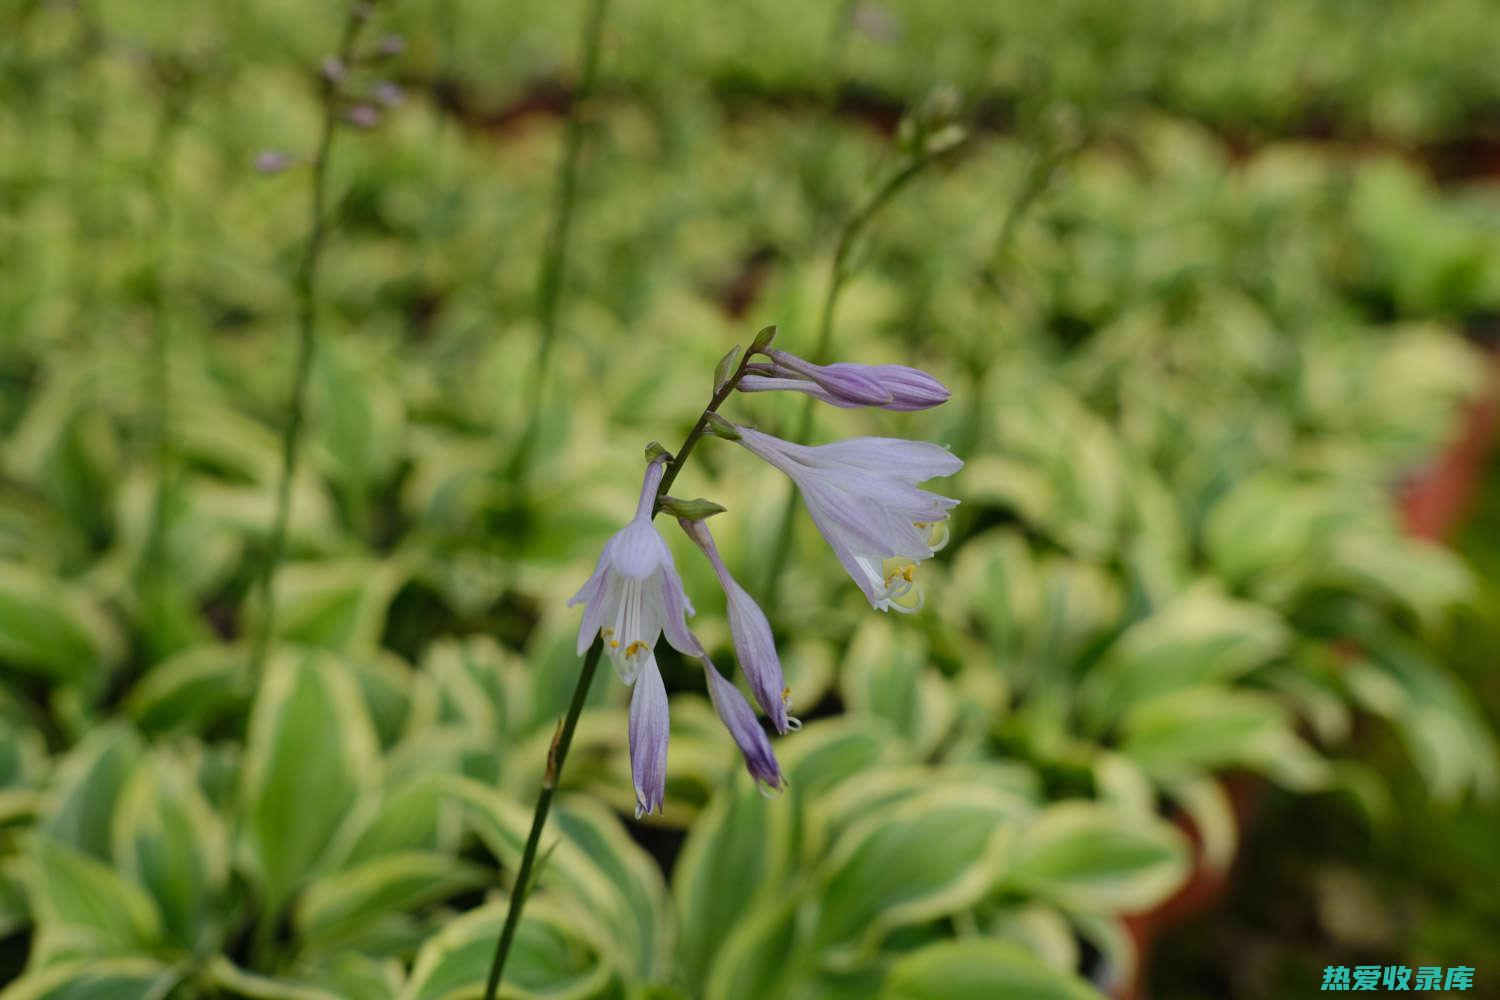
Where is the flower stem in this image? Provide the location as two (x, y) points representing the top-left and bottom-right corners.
(482, 340), (758, 996)
(758, 152), (943, 607)
(246, 1), (371, 686)
(507, 0), (610, 479)
(481, 637), (603, 1000)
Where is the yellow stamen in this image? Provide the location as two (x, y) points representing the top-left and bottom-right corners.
(609, 640), (620, 648)
(624, 640), (647, 658)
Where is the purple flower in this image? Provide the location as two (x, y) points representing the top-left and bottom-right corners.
(735, 425), (961, 612)
(701, 655), (783, 791)
(738, 349), (950, 411)
(568, 455), (700, 684)
(679, 518), (796, 733)
(629, 652), (669, 817)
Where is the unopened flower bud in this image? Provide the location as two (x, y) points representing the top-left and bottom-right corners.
(372, 81), (404, 107)
(377, 34), (406, 56)
(713, 345), (741, 395)
(254, 150), (295, 174)
(749, 324), (777, 356)
(321, 56), (346, 83)
(660, 497), (727, 521)
(344, 104), (380, 129)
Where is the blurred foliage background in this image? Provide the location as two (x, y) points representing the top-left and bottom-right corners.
(2, 0), (1500, 997)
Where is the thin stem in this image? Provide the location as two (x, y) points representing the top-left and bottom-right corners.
(482, 343), (759, 997)
(246, 2), (371, 686)
(759, 152), (944, 606)
(481, 638), (603, 1000)
(507, 0), (610, 478)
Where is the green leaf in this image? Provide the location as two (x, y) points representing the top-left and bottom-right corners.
(1080, 585), (1288, 730)
(1005, 801), (1188, 913)
(296, 852), (487, 950)
(812, 785), (1025, 960)
(124, 644), (246, 735)
(204, 957), (345, 1000)
(26, 839), (163, 965)
(240, 649), (380, 919)
(1119, 686), (1331, 789)
(258, 560), (407, 652)
(841, 619), (955, 758)
(445, 777), (657, 980)
(0, 958), (181, 1000)
(40, 725), (143, 860)
(550, 795), (673, 979)
(880, 939), (1102, 1000)
(399, 898), (615, 1000)
(0, 561), (118, 683)
(110, 748), (229, 952)
(674, 778), (793, 992)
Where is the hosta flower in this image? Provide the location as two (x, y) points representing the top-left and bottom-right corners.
(679, 518), (795, 733)
(701, 655), (783, 791)
(568, 455), (700, 684)
(628, 651), (668, 817)
(735, 425), (961, 612)
(738, 349), (950, 411)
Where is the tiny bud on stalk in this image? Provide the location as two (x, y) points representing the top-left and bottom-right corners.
(713, 346), (741, 394)
(703, 412), (741, 441)
(661, 497), (727, 521)
(254, 151), (295, 174)
(643, 441), (672, 463)
(749, 325), (778, 356)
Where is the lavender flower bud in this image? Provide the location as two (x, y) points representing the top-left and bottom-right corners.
(372, 81), (404, 108)
(701, 656), (783, 790)
(344, 104), (380, 129)
(320, 56), (346, 83)
(254, 151), (295, 174)
(377, 34), (407, 56)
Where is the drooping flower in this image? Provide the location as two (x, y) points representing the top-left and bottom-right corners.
(568, 455), (701, 684)
(737, 349), (950, 411)
(628, 651), (669, 817)
(700, 654), (783, 791)
(734, 425), (961, 612)
(679, 517), (795, 733)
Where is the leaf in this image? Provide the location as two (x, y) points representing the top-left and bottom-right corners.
(26, 839), (163, 965)
(259, 560), (408, 652)
(1080, 584), (1288, 730)
(674, 778), (793, 992)
(880, 939), (1102, 1000)
(240, 649), (380, 919)
(550, 795), (673, 979)
(444, 777), (655, 979)
(0, 561), (119, 684)
(296, 852), (488, 949)
(204, 957), (345, 1000)
(841, 619), (955, 758)
(0, 958), (181, 1000)
(399, 898), (615, 1000)
(1005, 801), (1189, 913)
(124, 644), (246, 735)
(39, 725), (143, 860)
(811, 785), (1025, 960)
(1119, 686), (1331, 790)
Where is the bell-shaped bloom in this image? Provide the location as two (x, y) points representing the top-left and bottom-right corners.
(679, 518), (795, 733)
(701, 655), (783, 791)
(738, 349), (950, 411)
(735, 425), (961, 612)
(568, 455), (701, 684)
(628, 652), (669, 817)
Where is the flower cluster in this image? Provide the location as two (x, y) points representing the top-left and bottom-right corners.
(570, 340), (960, 816)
